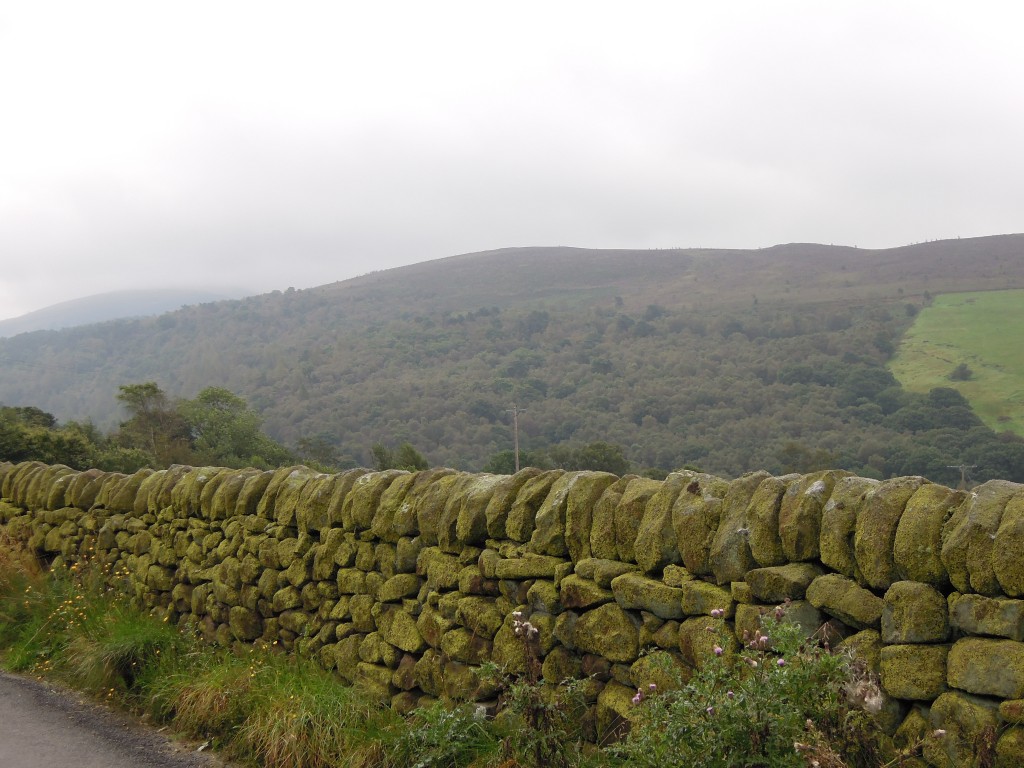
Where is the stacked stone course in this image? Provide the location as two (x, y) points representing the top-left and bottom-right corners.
(2, 459), (1024, 765)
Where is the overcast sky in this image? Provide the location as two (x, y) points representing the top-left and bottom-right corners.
(2, 2), (1022, 321)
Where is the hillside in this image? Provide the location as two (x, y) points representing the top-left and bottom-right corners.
(1, 235), (1024, 484)
(0, 288), (240, 338)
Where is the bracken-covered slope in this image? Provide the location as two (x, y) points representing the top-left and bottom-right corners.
(1, 234), (1024, 482)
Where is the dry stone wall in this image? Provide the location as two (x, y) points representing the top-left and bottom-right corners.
(3, 459), (1024, 765)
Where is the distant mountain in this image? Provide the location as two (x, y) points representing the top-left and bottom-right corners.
(1, 235), (1023, 484)
(0, 289), (240, 338)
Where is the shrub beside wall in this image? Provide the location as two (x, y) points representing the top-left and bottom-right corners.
(3, 459), (1024, 765)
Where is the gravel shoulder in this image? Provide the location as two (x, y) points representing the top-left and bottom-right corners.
(0, 670), (236, 768)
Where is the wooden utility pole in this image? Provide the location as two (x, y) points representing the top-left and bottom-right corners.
(505, 403), (527, 472)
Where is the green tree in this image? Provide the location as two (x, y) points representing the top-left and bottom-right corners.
(178, 386), (292, 468)
(371, 442), (428, 471)
(115, 382), (189, 465)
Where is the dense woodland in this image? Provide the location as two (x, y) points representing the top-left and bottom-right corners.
(2, 237), (1024, 486)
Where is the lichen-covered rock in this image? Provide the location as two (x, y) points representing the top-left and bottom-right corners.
(65, 468), (106, 510)
(505, 471), (564, 544)
(206, 469), (258, 520)
(806, 573), (883, 629)
(369, 472), (418, 543)
(948, 592), (1024, 641)
(745, 563), (822, 603)
(371, 603), (425, 653)
(610, 572), (684, 620)
(947, 637), (1024, 698)
(629, 649), (691, 691)
(993, 490), (1024, 597)
(343, 470), (407, 532)
(894, 484), (964, 587)
(735, 601), (823, 646)
(484, 468), (542, 539)
(596, 681), (640, 741)
(779, 470), (849, 563)
(745, 474), (798, 567)
(678, 615), (736, 668)
(590, 477), (629, 560)
(855, 476), (929, 591)
(821, 476), (879, 579)
(634, 472), (687, 573)
(614, 477), (662, 564)
(456, 596), (504, 639)
(996, 726), (1024, 768)
(673, 473), (730, 578)
(924, 692), (1000, 768)
(880, 644), (949, 700)
(233, 470), (274, 516)
(710, 471), (771, 584)
(560, 575), (614, 610)
(493, 554), (567, 580)
(452, 473), (504, 548)
(881, 581), (949, 644)
(942, 480), (1020, 596)
(435, 474), (481, 553)
(531, 472), (606, 558)
(440, 627), (492, 664)
(560, 471), (619, 562)
(575, 557), (638, 588)
(378, 573), (423, 603)
(573, 603), (641, 663)
(678, 580), (734, 618)
(42, 468), (77, 512)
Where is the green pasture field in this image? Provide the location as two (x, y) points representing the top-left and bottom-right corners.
(890, 289), (1024, 435)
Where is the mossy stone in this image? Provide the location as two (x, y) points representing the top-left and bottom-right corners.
(378, 573), (423, 603)
(894, 483), (964, 587)
(371, 603), (425, 653)
(388, 468), (452, 537)
(819, 476), (879, 579)
(806, 573), (883, 629)
(368, 472), (418, 543)
(942, 479), (1019, 596)
(440, 627), (492, 664)
(493, 554), (566, 580)
(993, 490), (1024, 597)
(855, 476), (928, 591)
(590, 478), (629, 560)
(634, 472), (687, 573)
(561, 575), (614, 610)
(270, 586), (301, 614)
(745, 562), (822, 602)
(996, 726), (1024, 768)
(573, 603), (641, 663)
(709, 471), (771, 584)
(614, 477), (662, 564)
(948, 592), (1024, 641)
(745, 474), (797, 567)
(678, 615), (736, 668)
(678, 580), (734, 618)
(879, 643), (949, 700)
(611, 572), (684, 620)
(342, 470), (406, 532)
(506, 470), (564, 543)
(542, 645), (582, 683)
(673, 473), (730, 578)
(484, 467), (542, 539)
(923, 692), (1000, 768)
(452, 473), (504, 548)
(881, 581), (949, 644)
(596, 681), (640, 741)
(779, 470), (849, 562)
(562, 471), (619, 563)
(456, 596), (504, 639)
(630, 649), (691, 691)
(947, 637), (1024, 698)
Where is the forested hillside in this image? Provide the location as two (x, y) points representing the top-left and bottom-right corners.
(2, 235), (1024, 485)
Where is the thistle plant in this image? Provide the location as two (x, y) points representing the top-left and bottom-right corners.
(614, 604), (877, 768)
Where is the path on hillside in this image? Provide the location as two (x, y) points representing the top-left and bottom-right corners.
(0, 671), (232, 768)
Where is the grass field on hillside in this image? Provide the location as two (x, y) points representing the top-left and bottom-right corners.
(891, 289), (1024, 435)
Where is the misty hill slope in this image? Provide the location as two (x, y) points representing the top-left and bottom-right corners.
(1, 234), (1023, 483)
(0, 289), (238, 338)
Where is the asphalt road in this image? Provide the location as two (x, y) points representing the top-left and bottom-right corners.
(0, 671), (231, 768)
